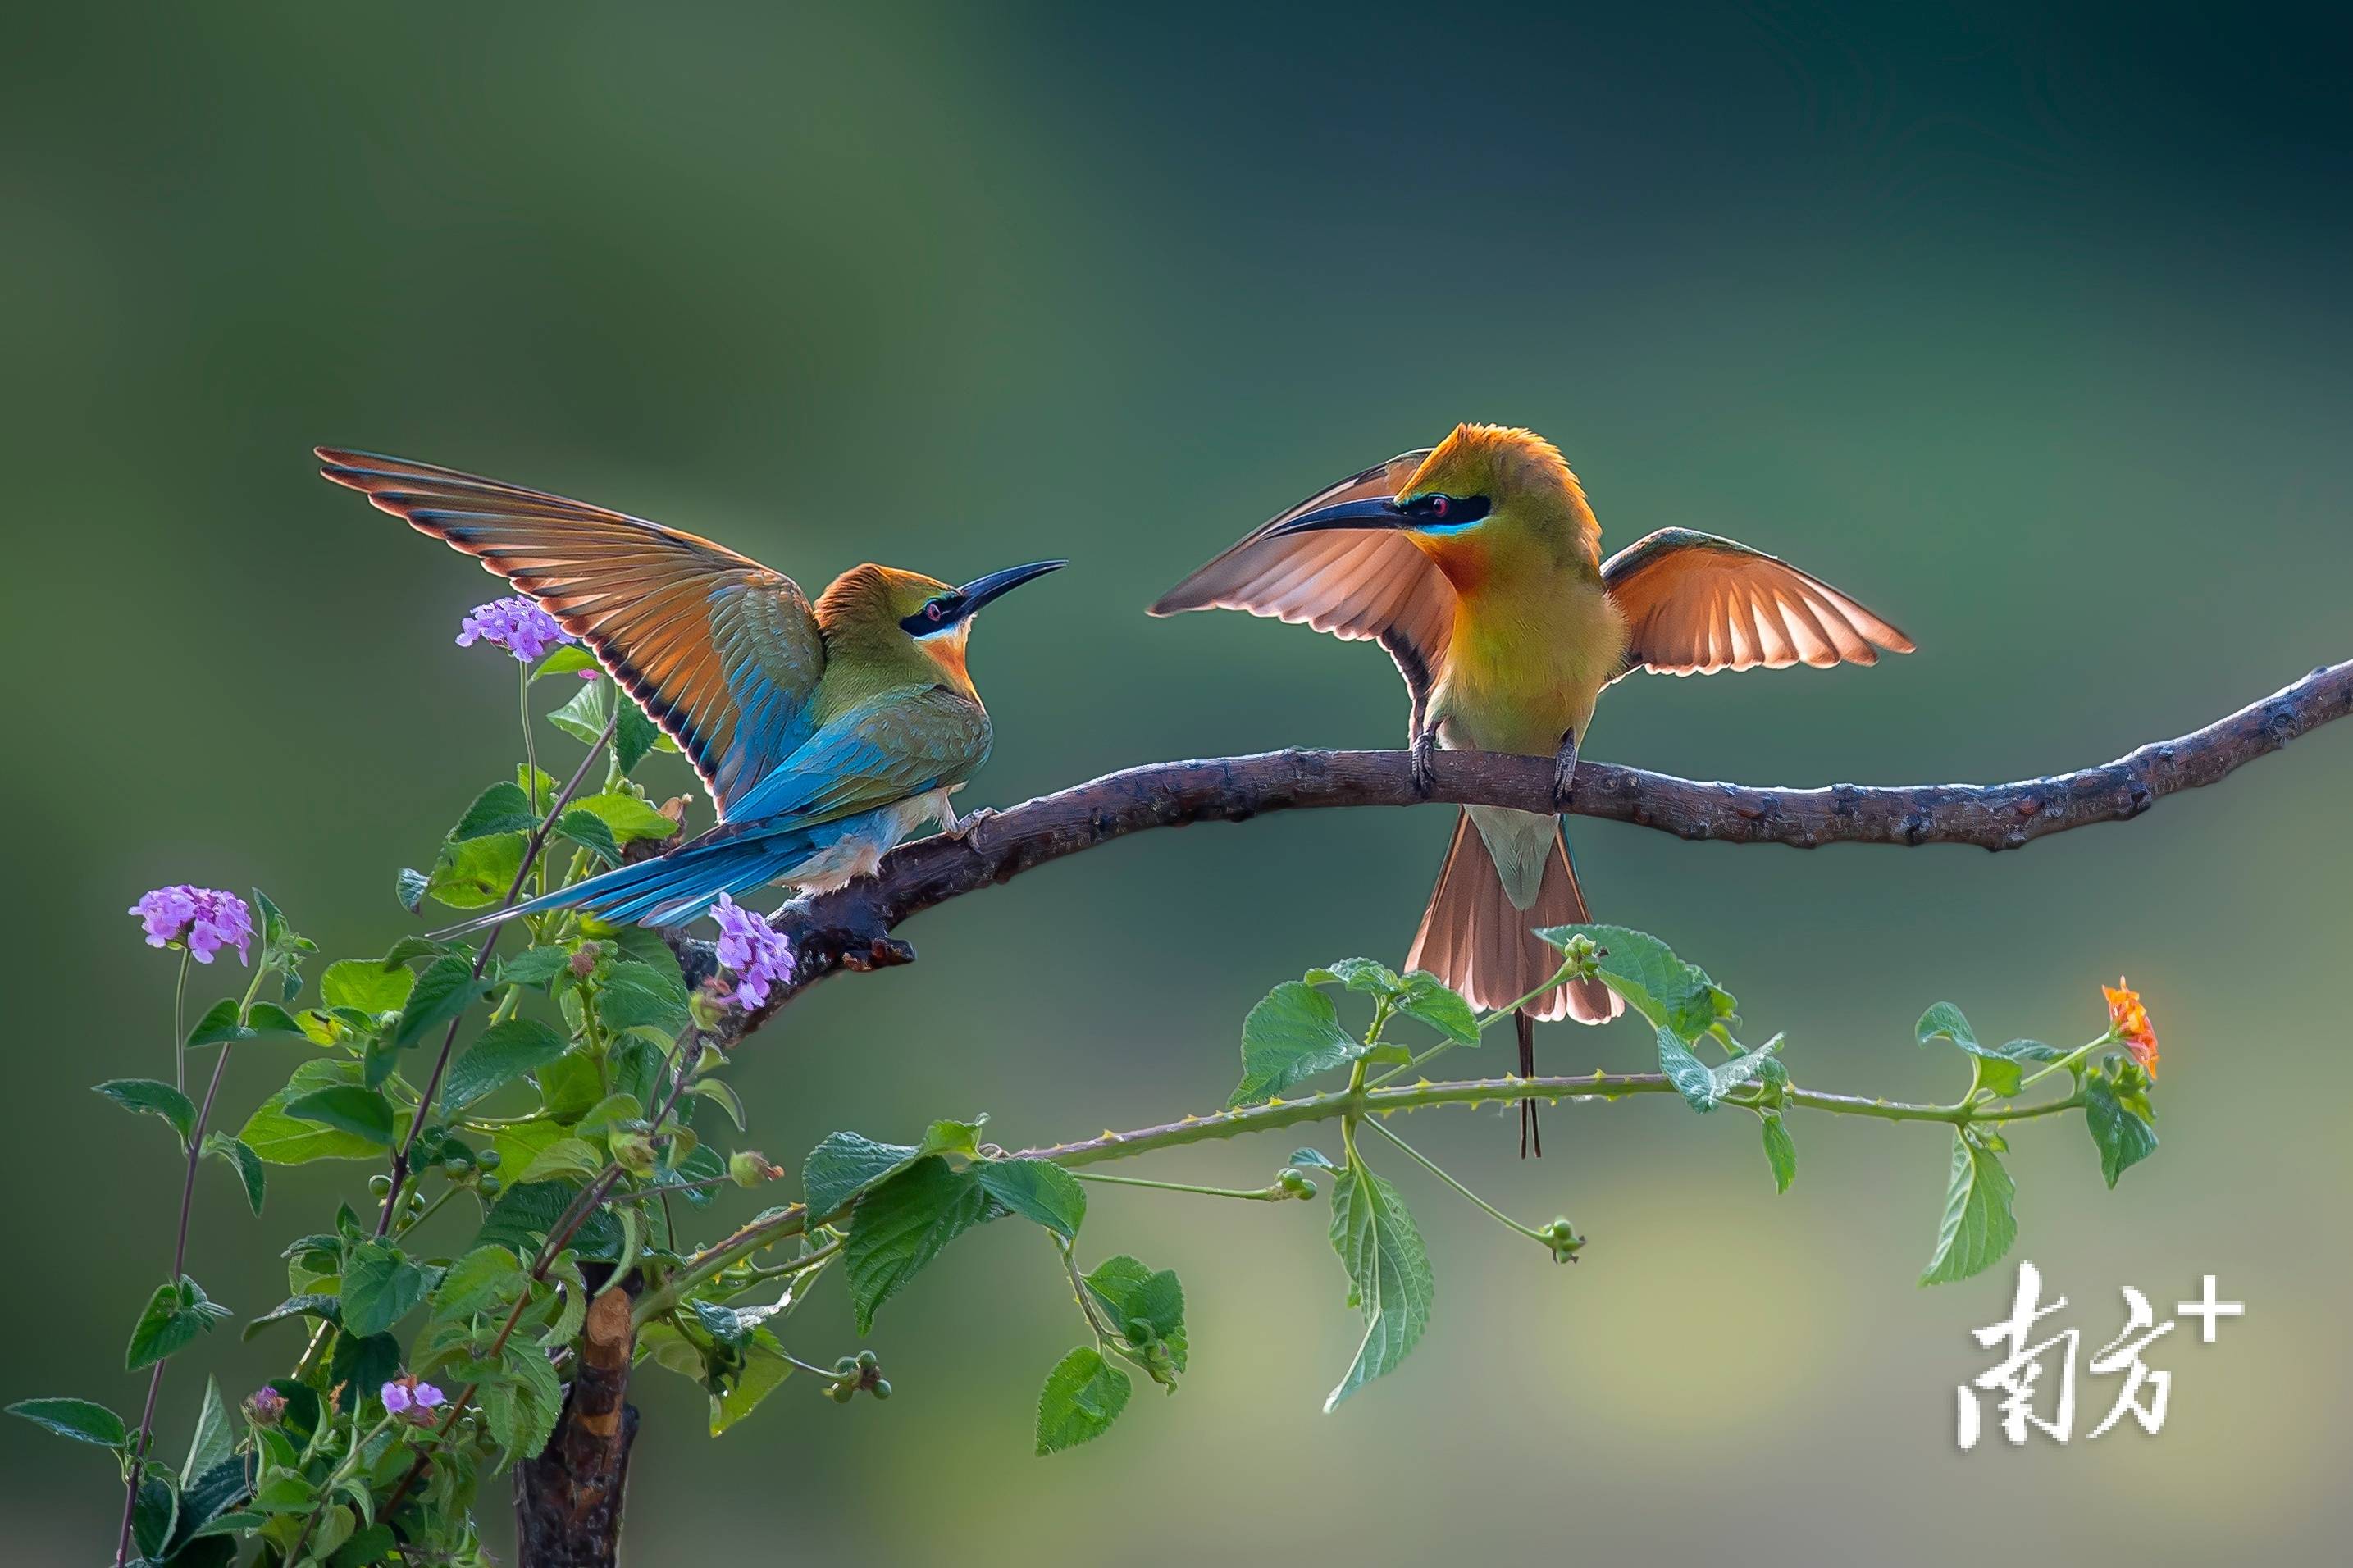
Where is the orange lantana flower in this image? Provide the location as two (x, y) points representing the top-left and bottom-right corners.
(2103, 978), (2159, 1078)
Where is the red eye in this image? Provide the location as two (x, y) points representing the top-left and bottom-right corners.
(927, 604), (943, 621)
(1430, 497), (1450, 518)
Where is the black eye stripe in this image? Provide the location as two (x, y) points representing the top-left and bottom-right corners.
(1406, 494), (1491, 524)
(900, 595), (967, 635)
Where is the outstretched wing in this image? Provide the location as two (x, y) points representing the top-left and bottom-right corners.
(723, 684), (992, 829)
(1601, 528), (1913, 679)
(1148, 450), (1452, 719)
(318, 449), (827, 816)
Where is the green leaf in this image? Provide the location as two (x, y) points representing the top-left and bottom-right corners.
(240, 1060), (399, 1165)
(394, 868), (428, 915)
(340, 1241), (431, 1338)
(597, 959), (691, 1037)
(532, 645), (600, 681)
(477, 1179), (629, 1261)
(126, 1277), (232, 1370)
(331, 1522), (397, 1566)
(496, 945), (576, 987)
(568, 791), (679, 844)
(1537, 924), (1731, 1042)
(424, 832), (527, 911)
(976, 1160), (1087, 1239)
(843, 1156), (992, 1333)
(1917, 1004), (2063, 1097)
(319, 959), (416, 1015)
(1919, 1133), (2018, 1286)
(2082, 1069), (2159, 1188)
(534, 1050), (606, 1122)
(614, 702), (660, 777)
(554, 809), (622, 867)
(392, 955), (493, 1048)
(1303, 957), (1404, 993)
(241, 1294), (340, 1342)
(518, 1137), (607, 1185)
(180, 1378), (235, 1485)
(201, 1133), (267, 1214)
(576, 1093), (644, 1138)
(1324, 1162), (1433, 1411)
(185, 998), (250, 1049)
(1083, 1255), (1187, 1374)
(802, 1131), (919, 1218)
(283, 1085), (395, 1147)
(548, 678), (610, 745)
(133, 1470), (177, 1560)
(487, 1340), (565, 1460)
(1761, 1114), (1798, 1193)
(710, 1327), (794, 1435)
(1393, 973), (1480, 1044)
(93, 1078), (196, 1144)
(1229, 980), (1364, 1107)
(1655, 1028), (1782, 1112)
(1033, 1347), (1131, 1456)
(6, 1396), (127, 1447)
(431, 1245), (528, 1322)
(451, 781), (536, 841)
(442, 1018), (569, 1111)
(917, 1117), (987, 1159)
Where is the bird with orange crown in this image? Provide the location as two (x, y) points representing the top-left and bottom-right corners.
(1153, 424), (1913, 1154)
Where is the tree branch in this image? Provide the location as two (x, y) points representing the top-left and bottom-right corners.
(679, 659), (2349, 1025)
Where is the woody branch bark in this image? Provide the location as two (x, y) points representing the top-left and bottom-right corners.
(676, 659), (2351, 1028)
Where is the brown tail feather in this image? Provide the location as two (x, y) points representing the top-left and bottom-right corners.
(1405, 811), (1622, 1023)
(1407, 811), (1622, 1157)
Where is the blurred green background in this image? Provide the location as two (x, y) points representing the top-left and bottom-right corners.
(6, 2), (2350, 1562)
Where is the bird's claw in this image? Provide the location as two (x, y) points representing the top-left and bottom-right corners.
(1410, 733), (1437, 798)
(1551, 733), (1580, 810)
(942, 805), (998, 843)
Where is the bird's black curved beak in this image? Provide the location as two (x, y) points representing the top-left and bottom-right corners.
(954, 558), (1068, 616)
(1263, 496), (1409, 537)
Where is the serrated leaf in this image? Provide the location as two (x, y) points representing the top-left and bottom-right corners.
(554, 809), (622, 867)
(1761, 1114), (1797, 1193)
(392, 955), (492, 1048)
(476, 1179), (629, 1261)
(424, 832), (527, 912)
(1918, 1004), (2063, 1097)
(801, 1131), (919, 1218)
(1394, 973), (1480, 1044)
(93, 1078), (196, 1143)
(442, 1018), (569, 1111)
(126, 1277), (232, 1370)
(241, 1294), (340, 1342)
(1083, 1255), (1186, 1373)
(1537, 923), (1730, 1042)
(433, 1246), (529, 1322)
(201, 1133), (267, 1214)
(597, 959), (691, 1037)
(843, 1156), (992, 1333)
(1303, 957), (1403, 993)
(1324, 1163), (1433, 1411)
(6, 1396), (127, 1447)
(1919, 1133), (2018, 1286)
(1034, 1347), (1131, 1455)
(283, 1085), (395, 1147)
(395, 868), (428, 914)
(519, 1137), (607, 1185)
(340, 1241), (431, 1338)
(1229, 980), (1363, 1107)
(917, 1117), (986, 1159)
(319, 959), (415, 1015)
(451, 781), (536, 841)
(2082, 1069), (2159, 1188)
(1656, 1028), (1783, 1112)
(613, 703), (660, 777)
(483, 1342), (563, 1460)
(976, 1160), (1087, 1238)
(239, 1060), (399, 1165)
(496, 946), (575, 987)
(133, 1471), (177, 1560)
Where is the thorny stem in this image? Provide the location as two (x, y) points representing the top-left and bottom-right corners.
(1367, 955), (1578, 1089)
(116, 953), (269, 1568)
(370, 709), (617, 1240)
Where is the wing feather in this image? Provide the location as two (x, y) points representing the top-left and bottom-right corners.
(317, 448), (827, 814)
(1602, 528), (1913, 679)
(1149, 449), (1453, 709)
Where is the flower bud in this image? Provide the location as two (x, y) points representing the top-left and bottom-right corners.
(610, 1131), (659, 1176)
(1539, 1216), (1585, 1264)
(568, 944), (602, 980)
(244, 1386), (287, 1428)
(1275, 1166), (1317, 1199)
(475, 1149), (502, 1172)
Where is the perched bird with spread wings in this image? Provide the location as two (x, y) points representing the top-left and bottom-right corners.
(1151, 423), (1911, 1153)
(319, 449), (1064, 932)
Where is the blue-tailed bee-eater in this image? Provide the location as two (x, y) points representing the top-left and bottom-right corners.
(1153, 424), (1911, 1152)
(319, 449), (1064, 932)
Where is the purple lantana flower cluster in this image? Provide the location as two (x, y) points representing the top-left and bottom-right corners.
(456, 594), (586, 668)
(710, 894), (796, 1010)
(129, 885), (254, 964)
(381, 1376), (447, 1421)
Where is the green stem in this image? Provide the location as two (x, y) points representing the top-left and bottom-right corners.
(2013, 1028), (2119, 1094)
(170, 949), (191, 1096)
(1362, 1117), (1548, 1243)
(1368, 954), (1578, 1089)
(1065, 1169), (1289, 1202)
